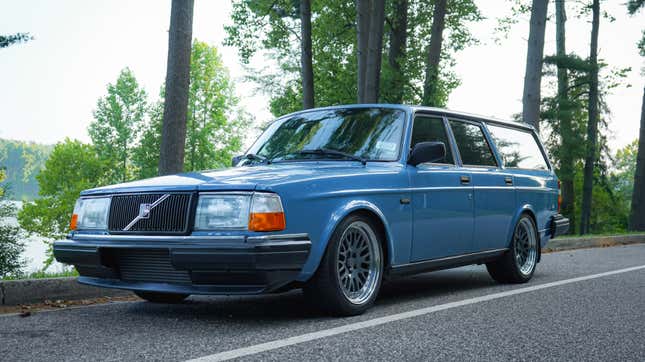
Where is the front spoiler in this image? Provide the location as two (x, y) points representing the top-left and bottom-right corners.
(53, 233), (311, 295)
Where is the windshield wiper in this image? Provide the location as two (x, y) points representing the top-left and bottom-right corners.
(298, 148), (367, 165)
(242, 153), (270, 164)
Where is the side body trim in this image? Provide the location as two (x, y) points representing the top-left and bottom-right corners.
(388, 248), (508, 277)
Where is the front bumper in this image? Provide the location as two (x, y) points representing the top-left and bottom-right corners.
(53, 233), (311, 295)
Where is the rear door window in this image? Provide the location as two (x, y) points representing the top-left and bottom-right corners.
(448, 120), (498, 167)
(487, 124), (549, 170)
(411, 116), (454, 164)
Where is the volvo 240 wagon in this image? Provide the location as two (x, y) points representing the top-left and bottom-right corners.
(54, 104), (569, 316)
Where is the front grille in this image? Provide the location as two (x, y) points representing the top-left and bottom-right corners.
(116, 249), (191, 285)
(108, 193), (192, 234)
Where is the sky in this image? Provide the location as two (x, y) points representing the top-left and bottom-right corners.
(0, 0), (643, 153)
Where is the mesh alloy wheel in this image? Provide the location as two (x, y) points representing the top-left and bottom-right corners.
(335, 221), (382, 305)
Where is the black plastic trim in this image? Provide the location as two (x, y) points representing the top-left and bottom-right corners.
(388, 248), (508, 277)
(551, 213), (570, 238)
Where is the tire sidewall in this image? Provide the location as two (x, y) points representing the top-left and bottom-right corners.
(324, 214), (384, 314)
(510, 214), (538, 282)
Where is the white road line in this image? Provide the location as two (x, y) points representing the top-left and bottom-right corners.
(187, 264), (645, 362)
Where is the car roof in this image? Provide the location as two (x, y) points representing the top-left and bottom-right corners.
(276, 104), (536, 132)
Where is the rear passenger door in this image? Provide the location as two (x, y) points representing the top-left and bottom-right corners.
(447, 119), (516, 252)
(408, 115), (474, 262)
(486, 123), (557, 244)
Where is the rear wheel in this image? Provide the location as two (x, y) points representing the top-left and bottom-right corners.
(486, 214), (538, 283)
(304, 214), (384, 316)
(134, 291), (189, 303)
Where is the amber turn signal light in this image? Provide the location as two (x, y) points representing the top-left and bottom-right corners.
(70, 214), (78, 230)
(248, 212), (286, 232)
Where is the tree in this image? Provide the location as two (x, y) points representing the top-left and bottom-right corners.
(226, 0), (481, 113)
(0, 139), (52, 200)
(300, 0), (315, 109)
(159, 0), (195, 176)
(555, 0), (575, 232)
(386, 0), (408, 104)
(133, 42), (249, 175)
(0, 169), (25, 278)
(422, 0), (447, 106)
(357, 0), (386, 103)
(628, 0), (645, 231)
(630, 88), (645, 231)
(88, 68), (147, 184)
(185, 41), (246, 171)
(0, 33), (32, 49)
(579, 0), (600, 235)
(18, 140), (105, 267)
(132, 100), (164, 180)
(521, 0), (549, 132)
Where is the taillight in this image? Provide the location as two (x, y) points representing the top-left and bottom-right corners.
(557, 180), (562, 213)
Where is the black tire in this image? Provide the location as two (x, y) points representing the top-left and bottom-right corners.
(486, 214), (539, 284)
(304, 214), (384, 316)
(134, 291), (189, 303)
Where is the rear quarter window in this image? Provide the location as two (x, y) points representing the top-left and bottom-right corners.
(486, 124), (549, 170)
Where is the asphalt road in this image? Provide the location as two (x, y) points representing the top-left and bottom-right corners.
(2, 244), (644, 362)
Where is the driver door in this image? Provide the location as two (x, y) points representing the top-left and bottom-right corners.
(408, 115), (474, 262)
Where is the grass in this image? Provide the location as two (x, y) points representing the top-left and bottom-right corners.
(1, 269), (78, 281)
(554, 230), (645, 240)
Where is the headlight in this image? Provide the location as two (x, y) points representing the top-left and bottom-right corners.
(195, 194), (252, 230)
(70, 197), (110, 230)
(194, 192), (285, 231)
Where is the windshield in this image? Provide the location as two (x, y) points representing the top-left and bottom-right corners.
(246, 108), (406, 163)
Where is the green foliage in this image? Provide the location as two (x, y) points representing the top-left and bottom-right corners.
(0, 139), (52, 200)
(132, 100), (164, 179)
(18, 139), (105, 268)
(88, 68), (148, 184)
(0, 32), (32, 48)
(225, 0), (482, 115)
(134, 41), (249, 175)
(0, 169), (25, 278)
(1, 268), (78, 281)
(185, 41), (246, 171)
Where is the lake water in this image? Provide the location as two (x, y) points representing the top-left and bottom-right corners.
(3, 201), (66, 274)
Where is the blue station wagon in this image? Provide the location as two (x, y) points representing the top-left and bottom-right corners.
(54, 104), (569, 316)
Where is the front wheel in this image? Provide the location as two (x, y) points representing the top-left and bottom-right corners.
(486, 214), (538, 283)
(134, 291), (189, 303)
(304, 214), (384, 316)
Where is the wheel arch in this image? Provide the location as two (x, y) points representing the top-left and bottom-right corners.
(507, 205), (538, 247)
(316, 201), (394, 273)
(508, 205), (541, 262)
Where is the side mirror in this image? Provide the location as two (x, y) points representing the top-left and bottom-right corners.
(407, 142), (446, 166)
(231, 155), (244, 167)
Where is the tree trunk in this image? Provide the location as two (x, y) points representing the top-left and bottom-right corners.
(300, 0), (315, 109)
(629, 86), (645, 231)
(556, 0), (574, 233)
(387, 0), (408, 104)
(579, 0), (600, 235)
(422, 0), (447, 107)
(356, 0), (370, 103)
(363, 0), (386, 103)
(159, 0), (194, 176)
(521, 0), (549, 133)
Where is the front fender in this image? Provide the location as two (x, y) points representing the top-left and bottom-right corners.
(295, 200), (396, 282)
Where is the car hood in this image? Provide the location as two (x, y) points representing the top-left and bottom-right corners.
(81, 162), (397, 196)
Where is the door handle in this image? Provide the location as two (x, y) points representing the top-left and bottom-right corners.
(505, 176), (513, 186)
(460, 175), (471, 184)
